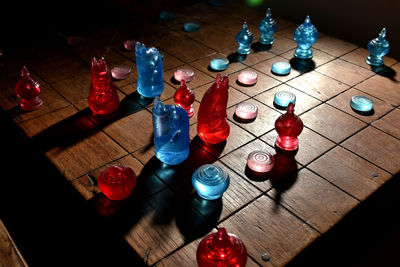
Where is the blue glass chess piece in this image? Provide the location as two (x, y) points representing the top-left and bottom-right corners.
(236, 22), (253, 55)
(152, 97), (189, 165)
(192, 164), (230, 200)
(350, 95), (374, 112)
(258, 8), (277, 45)
(293, 16), (318, 59)
(136, 42), (164, 98)
(366, 28), (390, 67)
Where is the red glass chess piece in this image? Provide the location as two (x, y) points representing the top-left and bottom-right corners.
(197, 227), (247, 267)
(88, 57), (120, 115)
(197, 73), (230, 144)
(173, 79), (195, 117)
(275, 102), (303, 151)
(97, 164), (137, 200)
(15, 66), (42, 111)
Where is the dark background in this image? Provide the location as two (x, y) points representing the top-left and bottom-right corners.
(1, 1), (399, 266)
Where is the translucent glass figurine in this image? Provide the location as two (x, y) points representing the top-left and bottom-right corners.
(258, 8), (277, 45)
(366, 28), (390, 67)
(192, 164), (230, 200)
(135, 42), (164, 98)
(88, 57), (120, 115)
(173, 80), (195, 118)
(152, 96), (190, 165)
(197, 228), (247, 267)
(275, 102), (303, 151)
(15, 66), (42, 111)
(236, 22), (253, 55)
(98, 164), (137, 200)
(197, 73), (230, 144)
(293, 16), (318, 59)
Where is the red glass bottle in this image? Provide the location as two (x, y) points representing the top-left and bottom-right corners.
(88, 57), (120, 115)
(197, 73), (230, 144)
(275, 102), (303, 151)
(97, 164), (137, 200)
(197, 228), (247, 267)
(15, 66), (42, 111)
(173, 79), (195, 117)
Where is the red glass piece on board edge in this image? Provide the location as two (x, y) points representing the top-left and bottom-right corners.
(173, 79), (195, 117)
(15, 66), (42, 111)
(197, 227), (247, 267)
(197, 73), (230, 144)
(275, 102), (303, 151)
(88, 57), (120, 115)
(97, 165), (137, 200)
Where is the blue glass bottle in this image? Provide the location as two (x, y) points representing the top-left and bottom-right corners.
(135, 42), (164, 98)
(293, 16), (318, 59)
(192, 164), (230, 200)
(366, 28), (390, 67)
(152, 97), (189, 165)
(236, 22), (253, 55)
(258, 8), (277, 45)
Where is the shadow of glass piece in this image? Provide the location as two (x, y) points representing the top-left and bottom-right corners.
(351, 107), (375, 116)
(289, 57), (315, 73)
(251, 42), (272, 52)
(227, 52), (246, 63)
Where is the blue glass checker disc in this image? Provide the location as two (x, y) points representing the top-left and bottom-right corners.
(274, 91), (296, 108)
(271, 61), (291, 75)
(184, 22), (200, 32)
(350, 95), (374, 112)
(159, 10), (174, 21)
(210, 57), (229, 71)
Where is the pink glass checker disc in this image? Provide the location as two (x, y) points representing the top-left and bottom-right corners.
(247, 151), (274, 173)
(111, 65), (131, 80)
(124, 40), (136, 51)
(238, 70), (258, 85)
(235, 102), (258, 120)
(174, 68), (194, 82)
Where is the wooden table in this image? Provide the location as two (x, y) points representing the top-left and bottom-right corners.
(1, 1), (399, 266)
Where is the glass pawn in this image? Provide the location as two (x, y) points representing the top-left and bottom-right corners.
(15, 66), (42, 111)
(293, 15), (318, 59)
(236, 22), (253, 55)
(258, 8), (277, 45)
(197, 228), (247, 267)
(275, 102), (303, 151)
(366, 28), (390, 67)
(173, 80), (195, 118)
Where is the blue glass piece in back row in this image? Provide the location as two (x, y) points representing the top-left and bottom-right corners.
(192, 164), (230, 200)
(258, 8), (277, 45)
(152, 97), (189, 165)
(293, 16), (318, 59)
(236, 22), (254, 55)
(136, 42), (164, 98)
(366, 28), (390, 67)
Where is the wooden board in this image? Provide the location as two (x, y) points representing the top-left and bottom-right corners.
(1, 0), (400, 266)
